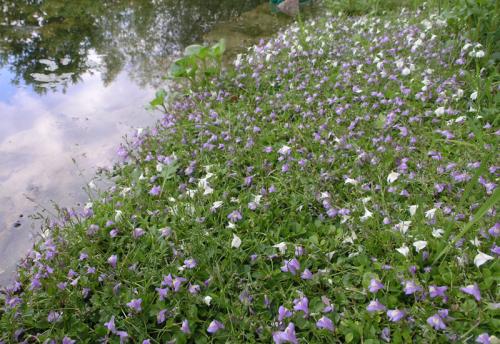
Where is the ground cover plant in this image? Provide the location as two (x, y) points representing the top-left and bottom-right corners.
(1, 5), (499, 344)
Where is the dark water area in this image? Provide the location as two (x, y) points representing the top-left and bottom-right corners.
(0, 0), (266, 284)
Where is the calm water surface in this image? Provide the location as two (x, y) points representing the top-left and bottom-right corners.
(0, 0), (265, 284)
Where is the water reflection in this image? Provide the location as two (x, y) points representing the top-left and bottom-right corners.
(0, 0), (265, 284)
(0, 0), (264, 93)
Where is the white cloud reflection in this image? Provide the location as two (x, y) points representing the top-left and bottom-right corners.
(0, 69), (158, 284)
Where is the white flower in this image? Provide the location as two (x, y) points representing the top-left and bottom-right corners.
(387, 171), (400, 184)
(226, 222), (236, 229)
(435, 107), (445, 116)
(396, 244), (410, 257)
(345, 178), (358, 185)
(156, 163), (163, 172)
(425, 208), (437, 219)
(278, 145), (292, 155)
(409, 205), (419, 217)
(360, 208), (373, 222)
(432, 228), (444, 238)
(413, 241), (427, 252)
(470, 91), (478, 100)
(203, 296), (212, 305)
(474, 251), (494, 267)
(401, 67), (411, 76)
(231, 234), (242, 248)
(210, 201), (224, 212)
(273, 242), (287, 254)
(474, 50), (485, 58)
(88, 180), (97, 190)
(461, 43), (472, 51)
(394, 221), (412, 234)
(114, 210), (123, 222)
(470, 237), (481, 247)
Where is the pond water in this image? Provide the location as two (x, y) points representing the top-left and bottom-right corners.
(0, 0), (269, 285)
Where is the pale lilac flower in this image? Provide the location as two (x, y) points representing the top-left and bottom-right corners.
(104, 315), (116, 333)
(156, 287), (168, 301)
(387, 309), (405, 322)
(403, 280), (422, 295)
(380, 327), (391, 342)
(278, 305), (293, 322)
(460, 283), (481, 301)
(227, 210), (243, 222)
(142, 340), (151, 344)
(366, 300), (386, 312)
(476, 333), (490, 344)
(188, 284), (201, 294)
(157, 309), (168, 324)
(79, 252), (88, 261)
(368, 279), (384, 293)
(488, 223), (499, 237)
(273, 322), (298, 344)
(173, 276), (187, 292)
(429, 286), (448, 299)
(117, 331), (129, 344)
(149, 185), (161, 196)
(281, 258), (300, 275)
(47, 311), (62, 323)
(207, 320), (225, 334)
(108, 255), (118, 268)
(184, 258), (197, 269)
(316, 316), (334, 331)
(293, 296), (309, 315)
(126, 298), (142, 312)
(133, 228), (145, 239)
(427, 314), (446, 330)
(181, 319), (191, 334)
(62, 337), (76, 344)
(301, 269), (313, 280)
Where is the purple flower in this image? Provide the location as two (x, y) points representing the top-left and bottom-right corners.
(126, 298), (142, 312)
(387, 309), (405, 322)
(278, 305), (293, 322)
(104, 315), (116, 333)
(366, 300), (386, 312)
(293, 296), (309, 315)
(156, 288), (168, 301)
(157, 309), (168, 324)
(117, 331), (129, 344)
(476, 333), (490, 344)
(108, 255), (118, 268)
(368, 279), (384, 293)
(133, 228), (145, 239)
(301, 269), (313, 280)
(403, 280), (422, 295)
(79, 252), (88, 261)
(488, 223), (499, 237)
(62, 337), (76, 344)
(47, 310), (62, 323)
(207, 320), (225, 334)
(188, 284), (201, 294)
(149, 185), (161, 196)
(273, 322), (298, 344)
(227, 210), (243, 222)
(316, 316), (334, 332)
(142, 340), (151, 344)
(429, 285), (448, 299)
(281, 258), (300, 275)
(427, 314), (446, 330)
(181, 319), (191, 334)
(380, 327), (391, 342)
(460, 283), (481, 301)
(184, 258), (197, 269)
(173, 276), (187, 292)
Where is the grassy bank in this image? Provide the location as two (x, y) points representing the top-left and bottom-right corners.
(1, 3), (499, 344)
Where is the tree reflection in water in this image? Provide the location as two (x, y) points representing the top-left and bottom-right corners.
(0, 0), (264, 94)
